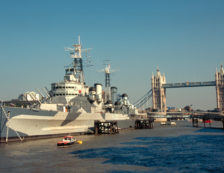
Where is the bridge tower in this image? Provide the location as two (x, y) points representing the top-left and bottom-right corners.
(215, 65), (224, 111)
(151, 68), (166, 112)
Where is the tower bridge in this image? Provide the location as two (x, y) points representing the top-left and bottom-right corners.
(134, 66), (224, 112)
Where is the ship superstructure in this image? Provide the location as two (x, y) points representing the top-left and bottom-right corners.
(49, 36), (88, 104)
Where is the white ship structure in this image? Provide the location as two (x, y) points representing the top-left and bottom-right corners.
(0, 36), (138, 142)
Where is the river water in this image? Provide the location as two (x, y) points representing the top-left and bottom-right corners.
(0, 120), (224, 173)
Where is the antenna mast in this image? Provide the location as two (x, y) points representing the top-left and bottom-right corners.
(104, 63), (111, 102)
(105, 64), (111, 87)
(65, 35), (84, 83)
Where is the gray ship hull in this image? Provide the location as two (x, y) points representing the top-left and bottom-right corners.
(0, 106), (135, 142)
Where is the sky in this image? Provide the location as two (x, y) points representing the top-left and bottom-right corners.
(0, 0), (224, 110)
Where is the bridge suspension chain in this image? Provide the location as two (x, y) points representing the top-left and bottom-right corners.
(134, 89), (152, 109)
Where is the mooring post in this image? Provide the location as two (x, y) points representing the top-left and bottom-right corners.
(149, 118), (154, 129)
(0, 106), (2, 142)
(192, 118), (199, 128)
(203, 118), (206, 128)
(94, 121), (99, 135)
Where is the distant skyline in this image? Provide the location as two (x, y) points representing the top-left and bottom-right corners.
(0, 0), (224, 110)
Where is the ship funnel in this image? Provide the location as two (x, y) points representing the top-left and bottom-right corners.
(111, 87), (118, 104)
(95, 83), (102, 102)
(88, 87), (96, 103)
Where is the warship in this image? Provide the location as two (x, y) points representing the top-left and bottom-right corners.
(0, 36), (138, 142)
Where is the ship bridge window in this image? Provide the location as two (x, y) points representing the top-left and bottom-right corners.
(65, 86), (75, 89)
(66, 68), (74, 72)
(54, 93), (78, 96)
(54, 86), (67, 89)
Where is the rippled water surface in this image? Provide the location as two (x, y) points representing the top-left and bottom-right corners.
(72, 134), (224, 172)
(0, 121), (224, 173)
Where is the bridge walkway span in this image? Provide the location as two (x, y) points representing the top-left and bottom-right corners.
(162, 81), (216, 88)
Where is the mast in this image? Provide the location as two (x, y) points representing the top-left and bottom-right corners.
(105, 64), (111, 87)
(104, 64), (111, 102)
(65, 36), (85, 84)
(73, 35), (84, 83)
